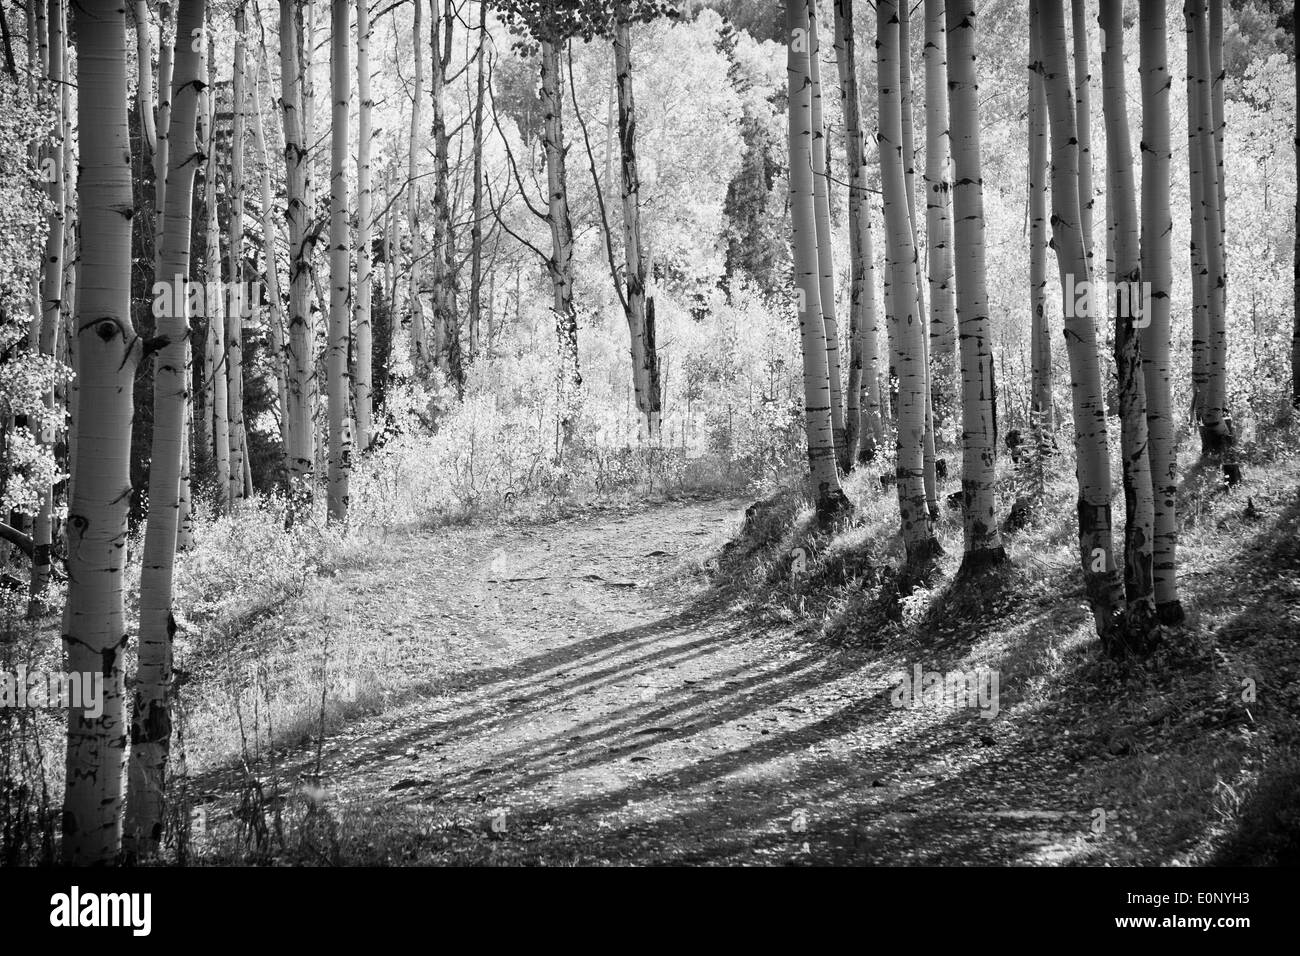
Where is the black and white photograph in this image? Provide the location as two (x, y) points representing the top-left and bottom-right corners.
(0, 0), (1293, 929)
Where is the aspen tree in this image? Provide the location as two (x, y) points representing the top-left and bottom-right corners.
(1029, 0), (1054, 448)
(947, 0), (1005, 570)
(1101, 0), (1156, 626)
(408, 0), (427, 374)
(615, 2), (662, 439)
(880, 0), (937, 570)
(467, 0), (487, 367)
(1071, 0), (1094, 266)
(807, 6), (845, 469)
(326, 0), (350, 522)
(897, 0), (937, 517)
(353, 0), (374, 452)
(923, 0), (956, 440)
(1037, 0), (1124, 641)
(178, 402), (194, 549)
(833, 0), (882, 464)
(1188, 0), (1231, 458)
(131, 0), (157, 158)
(280, 0), (315, 494)
(155, 2), (173, 261)
(126, 0), (206, 859)
(1209, 0), (1225, 256)
(787, 0), (849, 519)
(1293, 1), (1299, 408)
(251, 40), (290, 436)
(302, 0), (316, 205)
(227, 1), (249, 504)
(59, 36), (77, 501)
(200, 25), (230, 509)
(30, 0), (64, 611)
(1186, 0), (1210, 422)
(430, 0), (461, 389)
(63, 0), (137, 866)
(541, 36), (582, 402)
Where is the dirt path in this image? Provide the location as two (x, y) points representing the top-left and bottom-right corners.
(198, 497), (1139, 865)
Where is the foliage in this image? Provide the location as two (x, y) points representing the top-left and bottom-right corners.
(0, 71), (60, 518)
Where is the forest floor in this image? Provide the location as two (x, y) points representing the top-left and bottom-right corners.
(190, 457), (1300, 866)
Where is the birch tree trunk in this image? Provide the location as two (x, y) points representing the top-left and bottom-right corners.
(408, 0), (428, 374)
(947, 0), (1006, 571)
(1101, 0), (1156, 627)
(63, 0), (137, 865)
(1294, 0), (1299, 409)
(880, 0), (936, 571)
(252, 45), (289, 439)
(923, 0), (956, 444)
(280, 0), (315, 497)
(897, 0), (937, 517)
(178, 401), (194, 549)
(227, 1), (249, 505)
(154, 2), (172, 260)
(1071, 0), (1094, 268)
(200, 28), (230, 509)
(615, 6), (661, 439)
(468, 0), (487, 368)
(787, 0), (848, 519)
(32, 0), (47, 87)
(157, 7), (186, 533)
(125, 0), (205, 860)
(60, 65), (77, 501)
(540, 36), (582, 407)
(326, 0), (351, 522)
(1037, 0), (1124, 642)
(30, 0), (64, 611)
(1029, 0), (1054, 448)
(302, 0), (316, 207)
(1186, 0), (1210, 423)
(353, 0), (373, 453)
(833, 0), (881, 466)
(1140, 0), (1180, 619)
(1189, 0), (1232, 458)
(806, 8), (845, 470)
(131, 0), (156, 158)
(1209, 0), (1225, 258)
(430, 0), (461, 391)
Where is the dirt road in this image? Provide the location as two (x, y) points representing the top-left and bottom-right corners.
(197, 497), (1128, 865)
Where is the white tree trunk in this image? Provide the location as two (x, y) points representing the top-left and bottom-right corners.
(200, 29), (230, 509)
(923, 0), (956, 446)
(806, 8), (845, 469)
(615, 8), (661, 440)
(833, 0), (882, 466)
(227, 1), (249, 505)
(541, 36), (582, 406)
(1139, 0), (1181, 618)
(1188, 0), (1231, 456)
(1101, 0), (1156, 623)
(64, 0), (137, 865)
(326, 0), (351, 522)
(946, 0), (1006, 570)
(251, 46), (290, 439)
(880, 0), (935, 569)
(1029, 0), (1054, 444)
(30, 0), (65, 611)
(408, 0), (428, 374)
(353, 0), (374, 452)
(126, 0), (206, 859)
(787, 0), (848, 518)
(1037, 0), (1123, 640)
(280, 0), (316, 497)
